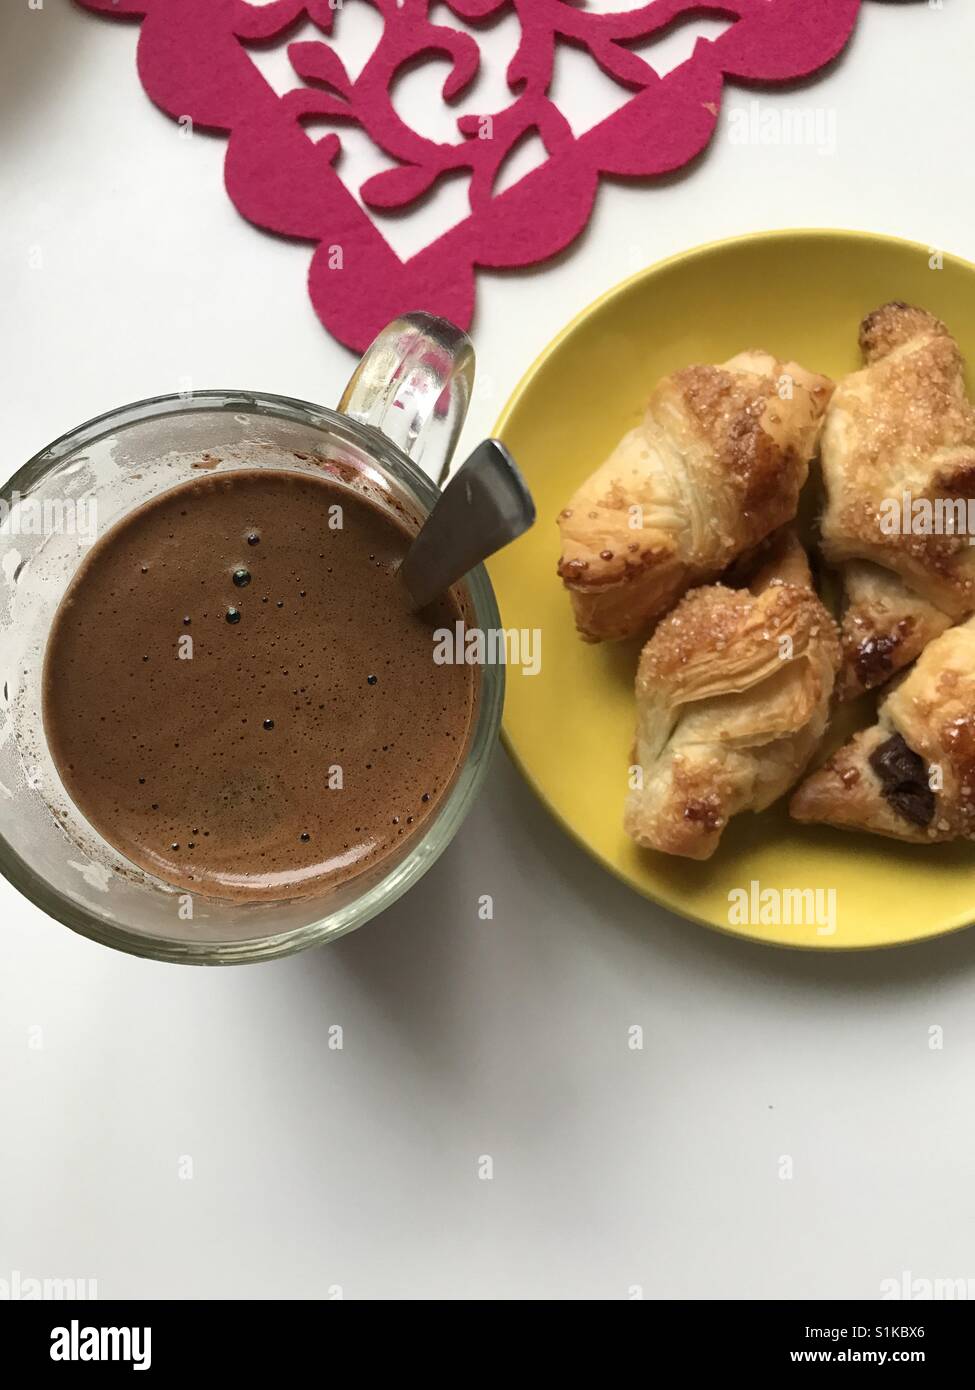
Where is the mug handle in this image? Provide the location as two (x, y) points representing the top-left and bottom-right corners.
(338, 313), (475, 487)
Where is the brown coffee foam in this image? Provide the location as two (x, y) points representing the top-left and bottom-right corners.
(43, 469), (476, 902)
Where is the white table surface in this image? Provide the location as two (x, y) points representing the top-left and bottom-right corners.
(3, 0), (975, 1301)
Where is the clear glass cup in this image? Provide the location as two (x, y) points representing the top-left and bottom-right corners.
(0, 315), (503, 963)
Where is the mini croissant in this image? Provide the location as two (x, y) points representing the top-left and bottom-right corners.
(790, 615), (975, 844)
(819, 302), (975, 699)
(624, 533), (841, 860)
(557, 353), (834, 642)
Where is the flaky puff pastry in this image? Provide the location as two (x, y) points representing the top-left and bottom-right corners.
(790, 615), (975, 844)
(557, 353), (833, 642)
(624, 533), (841, 860)
(820, 303), (975, 699)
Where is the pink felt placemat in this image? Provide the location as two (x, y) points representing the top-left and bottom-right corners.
(76, 0), (864, 351)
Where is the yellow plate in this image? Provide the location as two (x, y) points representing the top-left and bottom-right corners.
(490, 229), (975, 950)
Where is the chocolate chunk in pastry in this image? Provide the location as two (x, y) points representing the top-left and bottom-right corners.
(868, 733), (936, 828)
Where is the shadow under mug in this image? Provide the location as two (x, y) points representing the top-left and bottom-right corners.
(0, 314), (504, 964)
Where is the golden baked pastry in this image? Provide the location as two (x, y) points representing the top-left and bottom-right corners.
(557, 352), (834, 642)
(790, 615), (975, 843)
(624, 532), (841, 860)
(819, 302), (975, 699)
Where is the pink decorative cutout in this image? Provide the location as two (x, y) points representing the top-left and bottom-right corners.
(75, 0), (863, 351)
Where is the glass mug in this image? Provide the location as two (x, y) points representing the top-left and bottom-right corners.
(0, 314), (503, 964)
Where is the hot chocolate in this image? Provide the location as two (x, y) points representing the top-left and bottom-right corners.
(42, 468), (476, 902)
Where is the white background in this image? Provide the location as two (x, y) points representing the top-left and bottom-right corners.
(2, 0), (975, 1300)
